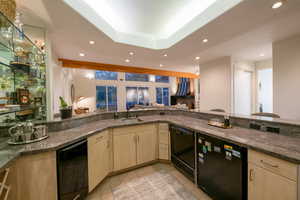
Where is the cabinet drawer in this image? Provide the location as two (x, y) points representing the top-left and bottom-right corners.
(113, 124), (155, 136)
(159, 144), (169, 160)
(159, 131), (169, 144)
(89, 130), (109, 145)
(159, 123), (169, 132)
(248, 150), (297, 181)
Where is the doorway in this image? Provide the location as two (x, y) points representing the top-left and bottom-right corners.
(234, 69), (253, 115)
(257, 68), (273, 113)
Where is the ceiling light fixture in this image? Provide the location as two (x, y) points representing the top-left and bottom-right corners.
(202, 38), (208, 43)
(125, 59), (130, 63)
(79, 53), (85, 57)
(260, 53), (265, 57)
(195, 56), (200, 60)
(272, 1), (283, 9)
(164, 54), (168, 57)
(129, 52), (134, 56)
(89, 40), (95, 45)
(160, 64), (163, 67)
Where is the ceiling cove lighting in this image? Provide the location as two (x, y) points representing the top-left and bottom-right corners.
(79, 53), (85, 57)
(64, 0), (243, 49)
(125, 59), (130, 63)
(202, 38), (208, 43)
(272, 1), (283, 9)
(89, 40), (95, 44)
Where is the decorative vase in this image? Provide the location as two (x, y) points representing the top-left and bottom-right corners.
(60, 106), (73, 119)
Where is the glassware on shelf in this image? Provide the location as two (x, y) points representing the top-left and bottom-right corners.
(0, 11), (47, 123)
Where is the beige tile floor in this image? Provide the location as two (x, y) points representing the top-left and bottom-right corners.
(86, 163), (212, 200)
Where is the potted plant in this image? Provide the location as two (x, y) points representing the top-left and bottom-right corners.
(59, 96), (72, 119)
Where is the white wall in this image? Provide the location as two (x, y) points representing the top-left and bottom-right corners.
(46, 35), (74, 118)
(73, 69), (173, 112)
(273, 35), (300, 120)
(199, 56), (232, 112)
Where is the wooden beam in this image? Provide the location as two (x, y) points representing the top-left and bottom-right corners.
(58, 58), (199, 79)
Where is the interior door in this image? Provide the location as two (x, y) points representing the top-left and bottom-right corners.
(234, 69), (252, 115)
(113, 132), (137, 171)
(137, 130), (157, 164)
(88, 132), (109, 192)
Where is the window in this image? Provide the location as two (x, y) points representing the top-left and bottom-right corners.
(95, 70), (118, 80)
(155, 75), (169, 83)
(156, 87), (170, 106)
(125, 73), (149, 82)
(126, 87), (149, 109)
(96, 86), (117, 111)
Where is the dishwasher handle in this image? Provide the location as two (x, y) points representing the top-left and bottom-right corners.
(60, 139), (87, 152)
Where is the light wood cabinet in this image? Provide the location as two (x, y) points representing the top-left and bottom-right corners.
(248, 150), (298, 200)
(158, 123), (170, 160)
(137, 129), (157, 164)
(113, 131), (137, 171)
(88, 130), (110, 192)
(7, 152), (57, 200)
(113, 124), (157, 171)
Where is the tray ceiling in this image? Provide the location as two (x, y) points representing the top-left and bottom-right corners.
(63, 0), (243, 49)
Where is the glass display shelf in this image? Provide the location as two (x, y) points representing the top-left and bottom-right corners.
(0, 105), (45, 115)
(0, 11), (47, 123)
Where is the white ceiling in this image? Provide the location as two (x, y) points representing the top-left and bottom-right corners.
(18, 0), (300, 73)
(62, 0), (241, 49)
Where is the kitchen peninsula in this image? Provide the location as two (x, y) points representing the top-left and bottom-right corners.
(1, 109), (300, 200)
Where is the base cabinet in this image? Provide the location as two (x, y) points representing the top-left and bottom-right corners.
(137, 129), (157, 164)
(248, 150), (298, 200)
(113, 124), (157, 171)
(113, 132), (137, 171)
(158, 123), (170, 160)
(248, 163), (297, 200)
(88, 130), (110, 192)
(7, 152), (57, 200)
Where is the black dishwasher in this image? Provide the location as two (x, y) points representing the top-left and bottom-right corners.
(197, 133), (247, 200)
(57, 139), (88, 200)
(170, 126), (195, 181)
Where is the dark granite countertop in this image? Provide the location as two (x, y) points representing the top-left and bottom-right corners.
(2, 114), (300, 169)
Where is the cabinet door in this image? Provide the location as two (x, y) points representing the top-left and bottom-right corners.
(8, 152), (57, 200)
(248, 163), (297, 200)
(113, 132), (137, 171)
(88, 132), (110, 192)
(137, 130), (157, 164)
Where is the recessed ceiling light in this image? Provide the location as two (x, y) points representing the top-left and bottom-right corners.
(79, 53), (85, 57)
(129, 52), (134, 56)
(125, 59), (130, 63)
(195, 56), (200, 60)
(160, 64), (163, 67)
(89, 40), (95, 45)
(260, 53), (265, 57)
(164, 54), (168, 57)
(203, 38), (208, 43)
(272, 1), (283, 9)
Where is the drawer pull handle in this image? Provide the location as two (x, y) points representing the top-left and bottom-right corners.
(96, 136), (104, 141)
(260, 160), (279, 168)
(249, 169), (254, 182)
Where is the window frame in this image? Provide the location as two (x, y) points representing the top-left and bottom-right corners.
(96, 85), (118, 111)
(156, 87), (170, 106)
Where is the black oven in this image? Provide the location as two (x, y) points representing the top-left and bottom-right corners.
(170, 125), (195, 181)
